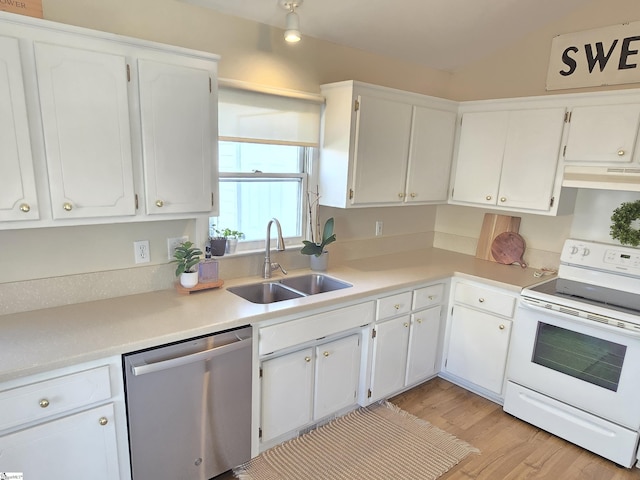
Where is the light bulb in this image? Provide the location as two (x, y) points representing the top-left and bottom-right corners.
(284, 11), (301, 43)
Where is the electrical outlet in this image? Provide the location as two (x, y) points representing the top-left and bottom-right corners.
(375, 221), (383, 237)
(134, 240), (150, 264)
(167, 236), (189, 260)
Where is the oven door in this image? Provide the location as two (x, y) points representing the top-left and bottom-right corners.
(508, 298), (640, 430)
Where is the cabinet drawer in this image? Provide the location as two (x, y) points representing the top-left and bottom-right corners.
(413, 283), (445, 310)
(376, 291), (412, 319)
(259, 302), (374, 355)
(453, 282), (516, 318)
(0, 366), (112, 432)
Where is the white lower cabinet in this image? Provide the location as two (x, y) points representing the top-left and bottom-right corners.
(369, 283), (445, 402)
(0, 403), (120, 480)
(0, 357), (130, 480)
(260, 333), (361, 445)
(442, 279), (516, 399)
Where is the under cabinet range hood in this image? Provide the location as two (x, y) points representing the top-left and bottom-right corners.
(562, 166), (640, 192)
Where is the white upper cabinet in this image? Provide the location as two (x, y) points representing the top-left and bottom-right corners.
(0, 35), (39, 221)
(406, 106), (457, 203)
(138, 58), (216, 215)
(451, 107), (569, 214)
(0, 12), (219, 229)
(35, 42), (136, 219)
(563, 104), (640, 164)
(319, 81), (457, 208)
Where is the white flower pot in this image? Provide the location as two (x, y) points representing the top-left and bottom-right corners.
(309, 251), (329, 271)
(180, 271), (199, 288)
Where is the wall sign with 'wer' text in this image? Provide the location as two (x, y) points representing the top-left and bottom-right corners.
(547, 21), (640, 90)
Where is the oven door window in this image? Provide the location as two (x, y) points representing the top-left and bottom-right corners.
(532, 323), (626, 392)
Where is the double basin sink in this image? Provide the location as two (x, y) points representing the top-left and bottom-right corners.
(228, 274), (351, 304)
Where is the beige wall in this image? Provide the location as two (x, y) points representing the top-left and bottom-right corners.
(447, 0), (640, 100)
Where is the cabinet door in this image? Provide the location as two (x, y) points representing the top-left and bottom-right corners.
(261, 347), (314, 442)
(369, 315), (410, 401)
(405, 107), (456, 203)
(0, 36), (38, 222)
(0, 403), (120, 480)
(564, 104), (640, 164)
(445, 305), (512, 395)
(138, 58), (215, 214)
(499, 108), (565, 211)
(406, 306), (441, 385)
(351, 94), (412, 205)
(314, 334), (360, 419)
(452, 111), (508, 205)
(34, 42), (136, 219)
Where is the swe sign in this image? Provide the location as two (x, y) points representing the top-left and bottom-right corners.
(547, 21), (640, 91)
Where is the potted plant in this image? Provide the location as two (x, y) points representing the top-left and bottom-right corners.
(301, 217), (336, 271)
(172, 241), (202, 288)
(220, 228), (245, 254)
(208, 226), (228, 256)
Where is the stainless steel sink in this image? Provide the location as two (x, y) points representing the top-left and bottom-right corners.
(228, 274), (351, 304)
(227, 282), (304, 304)
(280, 274), (352, 295)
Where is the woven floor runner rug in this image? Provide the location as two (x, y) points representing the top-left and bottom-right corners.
(234, 401), (479, 480)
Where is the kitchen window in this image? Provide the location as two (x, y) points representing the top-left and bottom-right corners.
(213, 82), (322, 251)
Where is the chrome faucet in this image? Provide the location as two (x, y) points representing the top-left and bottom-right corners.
(263, 218), (287, 278)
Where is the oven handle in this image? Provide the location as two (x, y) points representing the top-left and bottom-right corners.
(520, 297), (640, 339)
(130, 337), (252, 376)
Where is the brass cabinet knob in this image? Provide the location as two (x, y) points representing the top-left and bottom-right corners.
(618, 149), (626, 156)
(428, 295), (436, 300)
(39, 398), (50, 408)
(398, 193), (405, 199)
(416, 318), (422, 324)
(485, 195), (492, 201)
(304, 356), (311, 362)
(323, 351), (330, 357)
(155, 200), (164, 207)
(394, 304), (401, 310)
(478, 298), (485, 303)
(99, 417), (108, 426)
(403, 322), (409, 328)
(499, 324), (505, 330)
(410, 193), (417, 198)
(63, 202), (73, 211)
(19, 203), (31, 213)
(500, 197), (507, 203)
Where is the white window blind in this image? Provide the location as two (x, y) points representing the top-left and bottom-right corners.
(218, 80), (323, 147)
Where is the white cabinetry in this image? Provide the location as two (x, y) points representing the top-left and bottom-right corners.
(319, 80), (457, 208)
(0, 35), (38, 221)
(368, 283), (445, 402)
(138, 58), (216, 215)
(451, 107), (568, 214)
(442, 279), (517, 399)
(0, 357), (130, 479)
(258, 302), (373, 448)
(563, 104), (640, 164)
(0, 12), (219, 229)
(34, 42), (136, 219)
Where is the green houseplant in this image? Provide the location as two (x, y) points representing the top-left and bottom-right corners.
(172, 241), (202, 288)
(220, 228), (244, 254)
(301, 217), (336, 257)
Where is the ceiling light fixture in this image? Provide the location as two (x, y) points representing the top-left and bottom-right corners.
(280, 0), (303, 43)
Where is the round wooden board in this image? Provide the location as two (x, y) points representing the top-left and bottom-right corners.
(491, 232), (527, 268)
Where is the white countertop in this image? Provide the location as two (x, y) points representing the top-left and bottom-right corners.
(0, 248), (546, 383)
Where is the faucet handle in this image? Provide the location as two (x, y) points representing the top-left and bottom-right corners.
(272, 263), (287, 275)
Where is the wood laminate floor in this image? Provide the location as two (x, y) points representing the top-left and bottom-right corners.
(218, 377), (640, 479)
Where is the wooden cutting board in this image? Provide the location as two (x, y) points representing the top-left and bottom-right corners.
(475, 214), (521, 262)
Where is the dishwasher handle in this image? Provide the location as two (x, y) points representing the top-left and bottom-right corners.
(130, 337), (251, 376)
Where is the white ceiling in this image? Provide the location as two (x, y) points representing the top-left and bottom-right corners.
(182, 0), (595, 72)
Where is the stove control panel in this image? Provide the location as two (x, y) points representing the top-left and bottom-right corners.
(561, 239), (640, 275)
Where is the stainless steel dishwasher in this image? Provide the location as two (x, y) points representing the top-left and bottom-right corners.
(123, 325), (252, 480)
